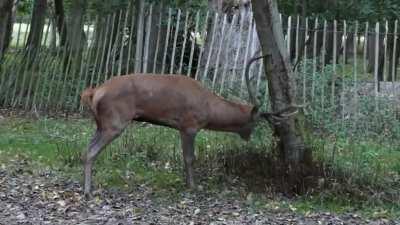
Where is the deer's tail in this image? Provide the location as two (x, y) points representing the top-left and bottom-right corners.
(81, 87), (97, 116)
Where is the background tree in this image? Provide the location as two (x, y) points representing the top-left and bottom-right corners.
(54, 0), (67, 46)
(252, 0), (311, 191)
(0, 0), (15, 62)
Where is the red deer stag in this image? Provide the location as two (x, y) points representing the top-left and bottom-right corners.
(80, 56), (299, 197)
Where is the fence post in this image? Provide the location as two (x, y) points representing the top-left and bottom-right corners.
(178, 10), (189, 75)
(169, 8), (180, 74)
(331, 20), (337, 106)
(392, 20), (398, 95)
(341, 20), (347, 122)
(161, 8), (172, 74)
(219, 14), (237, 94)
(203, 12), (219, 83)
(194, 11), (209, 80)
(321, 20), (327, 112)
(143, 4), (154, 74)
(352, 21), (359, 127)
(383, 20), (389, 81)
(302, 17), (309, 105)
(152, 4), (163, 73)
(287, 16), (291, 57)
(229, 12), (244, 88)
(374, 22), (379, 97)
(240, 13), (254, 98)
(311, 17), (318, 106)
(126, 4), (136, 74)
(212, 13), (226, 89)
(363, 22), (369, 78)
(104, 12), (117, 79)
(134, 1), (145, 73)
(187, 11), (200, 76)
(118, 7), (130, 76)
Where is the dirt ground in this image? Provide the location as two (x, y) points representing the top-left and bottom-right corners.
(0, 159), (398, 225)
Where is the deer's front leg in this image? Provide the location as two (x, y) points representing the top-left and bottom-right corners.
(180, 130), (197, 189)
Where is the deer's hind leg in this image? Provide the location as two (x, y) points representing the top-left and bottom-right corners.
(180, 129), (198, 189)
(83, 108), (132, 197)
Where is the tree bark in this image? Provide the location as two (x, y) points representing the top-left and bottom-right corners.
(64, 0), (87, 73)
(251, 0), (310, 179)
(67, 0), (86, 53)
(54, 0), (67, 46)
(26, 0), (47, 52)
(0, 0), (14, 61)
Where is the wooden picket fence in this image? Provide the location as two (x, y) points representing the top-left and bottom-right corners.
(0, 3), (399, 126)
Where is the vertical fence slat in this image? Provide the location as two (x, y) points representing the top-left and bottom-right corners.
(0, 56), (13, 106)
(187, 11), (200, 76)
(73, 17), (94, 110)
(45, 21), (69, 110)
(287, 16), (291, 57)
(104, 12), (117, 79)
(194, 11), (209, 80)
(212, 14), (227, 89)
(311, 18), (318, 105)
(341, 20), (347, 122)
(31, 19), (52, 110)
(240, 14), (254, 97)
(134, 2), (145, 73)
(363, 22), (369, 78)
(392, 20), (398, 94)
(126, 5), (136, 74)
(118, 8), (130, 76)
(110, 11), (123, 77)
(97, 15), (112, 85)
(89, 17), (105, 87)
(80, 20), (97, 111)
(161, 8), (172, 74)
(352, 21), (359, 124)
(11, 23), (31, 107)
(169, 8), (180, 74)
(202, 12), (219, 82)
(178, 11), (189, 74)
(229, 12), (245, 88)
(295, 15), (300, 66)
(219, 14), (237, 94)
(383, 20), (389, 81)
(321, 20), (327, 112)
(374, 22), (380, 97)
(143, 5), (154, 74)
(14, 19), (23, 49)
(331, 20), (337, 106)
(302, 17), (309, 105)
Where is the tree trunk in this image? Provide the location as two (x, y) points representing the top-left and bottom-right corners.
(251, 0), (311, 187)
(387, 22), (400, 81)
(26, 0), (47, 54)
(67, 0), (86, 53)
(54, 0), (67, 46)
(0, 0), (14, 61)
(64, 0), (87, 73)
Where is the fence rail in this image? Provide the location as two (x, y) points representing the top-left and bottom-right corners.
(0, 3), (399, 139)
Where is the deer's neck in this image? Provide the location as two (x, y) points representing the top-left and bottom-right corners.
(206, 98), (254, 140)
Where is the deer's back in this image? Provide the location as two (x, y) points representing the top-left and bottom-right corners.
(94, 74), (214, 129)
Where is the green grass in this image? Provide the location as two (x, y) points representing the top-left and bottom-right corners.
(0, 116), (399, 219)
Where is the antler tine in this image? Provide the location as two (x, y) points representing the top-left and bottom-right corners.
(244, 51), (267, 110)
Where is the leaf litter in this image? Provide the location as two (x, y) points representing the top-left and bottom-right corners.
(0, 159), (398, 225)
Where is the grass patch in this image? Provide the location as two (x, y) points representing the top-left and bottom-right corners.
(0, 116), (399, 220)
